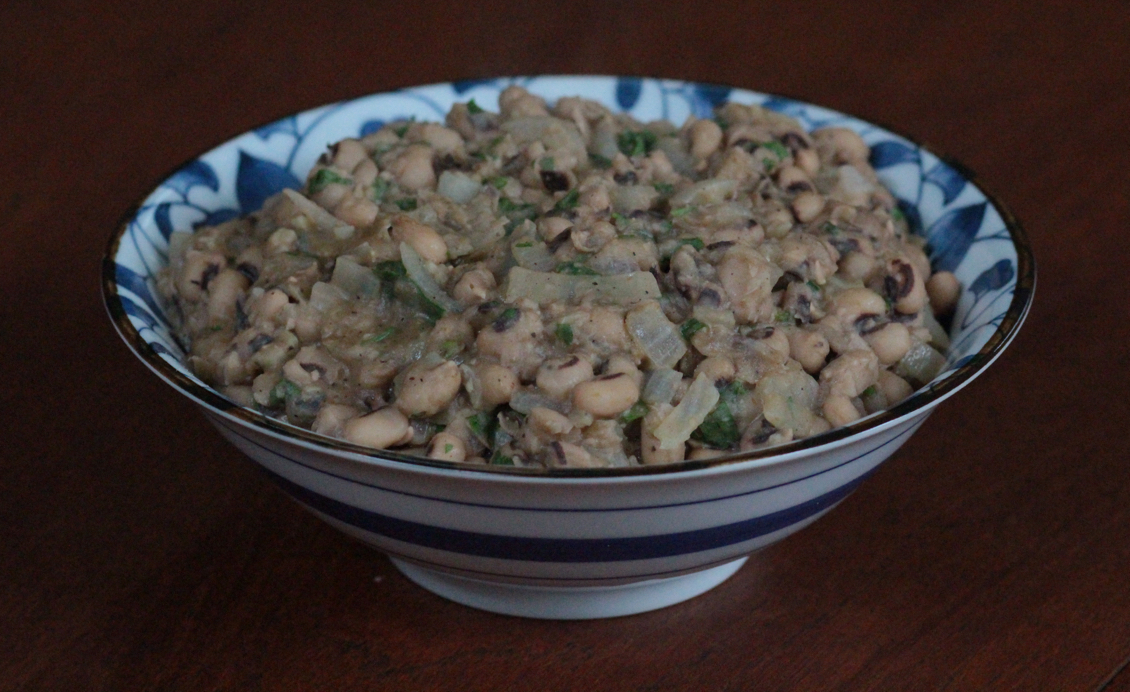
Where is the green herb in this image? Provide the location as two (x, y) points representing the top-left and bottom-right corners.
(467, 412), (492, 442)
(616, 129), (658, 157)
(444, 443), (455, 453)
(362, 327), (397, 344)
(774, 309), (794, 324)
(670, 206), (693, 218)
(489, 452), (515, 466)
(862, 386), (878, 398)
(514, 241), (534, 248)
(691, 382), (745, 449)
(763, 140), (789, 160)
(763, 157), (777, 171)
(394, 197), (418, 211)
(393, 121), (413, 138)
(209, 324), (225, 332)
(620, 401), (649, 424)
(681, 318), (707, 341)
(820, 221), (841, 235)
(439, 340), (461, 358)
(498, 197), (535, 215)
(555, 261), (598, 276)
(268, 378), (301, 408)
(552, 188), (580, 213)
(540, 156), (555, 170)
(467, 98), (484, 114)
(370, 178), (391, 201)
(373, 261), (407, 283)
(890, 206), (905, 222)
(496, 307), (519, 325)
(713, 116), (728, 130)
(653, 182), (675, 196)
(806, 280), (821, 292)
(589, 153), (612, 169)
(488, 176), (509, 190)
(610, 212), (629, 226)
(416, 289), (446, 322)
(308, 168), (351, 194)
(555, 323), (574, 345)
(675, 237), (705, 251)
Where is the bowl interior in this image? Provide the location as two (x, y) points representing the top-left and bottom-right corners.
(103, 75), (1035, 474)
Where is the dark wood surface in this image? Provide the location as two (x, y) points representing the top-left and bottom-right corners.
(3, 1), (1128, 690)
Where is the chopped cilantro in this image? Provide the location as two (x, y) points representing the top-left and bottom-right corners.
(393, 120), (413, 138)
(267, 379), (301, 408)
(620, 401), (649, 424)
(498, 197), (535, 216)
(555, 323), (574, 345)
(589, 153), (612, 169)
(552, 188), (580, 213)
(610, 212), (629, 226)
(555, 261), (598, 275)
(209, 324), (225, 332)
(763, 140), (789, 160)
(362, 327), (397, 344)
(395, 197), (418, 211)
(774, 309), (794, 324)
(616, 130), (658, 157)
(890, 206), (906, 221)
(676, 237), (705, 251)
(489, 452), (515, 466)
(467, 98), (484, 114)
(762, 157), (777, 171)
(820, 221), (841, 235)
(372, 260), (407, 283)
(514, 241), (534, 248)
(691, 382), (745, 449)
(670, 206), (693, 218)
(444, 443), (455, 453)
(806, 280), (821, 292)
(488, 176), (509, 190)
(653, 182), (675, 196)
(308, 168), (351, 194)
(439, 340), (461, 358)
(370, 178), (391, 201)
(862, 385), (878, 398)
(540, 156), (555, 170)
(681, 318), (707, 341)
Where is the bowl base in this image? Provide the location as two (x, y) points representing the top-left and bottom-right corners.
(389, 557), (748, 619)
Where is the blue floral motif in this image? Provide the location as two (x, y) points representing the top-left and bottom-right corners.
(453, 78), (498, 94)
(115, 264), (166, 324)
(615, 77), (643, 111)
(689, 83), (731, 118)
(164, 159), (220, 196)
(869, 141), (919, 169)
(927, 202), (987, 273)
(153, 202), (175, 240)
(923, 160), (967, 205)
(235, 151), (302, 215)
(360, 119), (385, 137)
(968, 259), (1015, 301)
(255, 116), (301, 141)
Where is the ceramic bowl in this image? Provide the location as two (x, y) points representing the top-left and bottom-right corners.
(103, 76), (1035, 619)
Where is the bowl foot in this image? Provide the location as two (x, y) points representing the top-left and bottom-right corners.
(389, 557), (748, 619)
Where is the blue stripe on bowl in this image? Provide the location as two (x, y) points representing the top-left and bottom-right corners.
(262, 465), (870, 562)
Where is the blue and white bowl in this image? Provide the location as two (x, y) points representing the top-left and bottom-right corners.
(103, 76), (1035, 619)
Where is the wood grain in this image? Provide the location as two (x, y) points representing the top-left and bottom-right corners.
(3, 1), (1129, 690)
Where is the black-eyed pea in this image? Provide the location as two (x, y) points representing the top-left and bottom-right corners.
(343, 407), (413, 449)
(877, 369), (914, 405)
(528, 407), (575, 438)
(312, 404), (361, 438)
(829, 287), (887, 325)
(426, 432), (467, 462)
(390, 144), (436, 191)
(695, 356), (736, 383)
(536, 355), (594, 399)
(688, 118), (724, 159)
(839, 251), (876, 281)
(452, 267), (496, 305)
(791, 190), (825, 223)
(538, 216), (573, 243)
(927, 271), (961, 315)
(266, 228), (298, 255)
(333, 195), (378, 228)
(822, 394), (862, 427)
(864, 322), (912, 365)
(331, 139), (368, 170)
(787, 328), (831, 374)
(605, 353), (643, 388)
(813, 127), (869, 164)
(885, 258), (927, 314)
(418, 123), (464, 156)
(572, 372), (639, 418)
(206, 268), (250, 321)
(351, 158), (378, 187)
(391, 215), (448, 263)
(795, 147), (820, 177)
(548, 441), (600, 468)
(498, 85), (549, 118)
(176, 250), (226, 301)
(396, 360), (462, 417)
(475, 363), (518, 408)
(579, 186), (611, 213)
(820, 349), (879, 398)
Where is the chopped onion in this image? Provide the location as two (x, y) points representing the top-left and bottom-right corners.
(610, 185), (660, 214)
(642, 368), (682, 405)
(653, 374), (719, 450)
(509, 388), (570, 415)
(670, 178), (738, 208)
(400, 242), (462, 314)
(895, 343), (946, 386)
(436, 170), (482, 204)
(511, 242), (557, 272)
(503, 267), (661, 305)
(282, 188), (355, 239)
(308, 281), (347, 312)
(626, 301), (687, 369)
(330, 256), (380, 297)
(920, 307), (951, 350)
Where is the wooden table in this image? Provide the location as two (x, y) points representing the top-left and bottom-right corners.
(4, 1), (1128, 689)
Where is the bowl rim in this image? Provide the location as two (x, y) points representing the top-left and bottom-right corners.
(102, 74), (1037, 479)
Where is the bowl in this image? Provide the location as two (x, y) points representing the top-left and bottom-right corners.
(103, 76), (1035, 619)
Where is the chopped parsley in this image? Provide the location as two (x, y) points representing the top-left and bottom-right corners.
(670, 206), (693, 218)
(692, 382), (745, 449)
(763, 140), (790, 160)
(806, 280), (822, 292)
(489, 452), (515, 466)
(539, 156), (555, 170)
(362, 327), (397, 344)
(488, 176), (509, 190)
(373, 260), (407, 283)
(774, 309), (794, 324)
(820, 221), (841, 235)
(619, 401), (649, 424)
(439, 339), (461, 358)
(466, 98), (484, 114)
(862, 385), (878, 398)
(514, 241), (534, 248)
(552, 188), (580, 213)
(589, 153), (612, 169)
(394, 197), (418, 211)
(617, 129), (658, 157)
(308, 168), (351, 194)
(498, 197), (535, 215)
(555, 323), (574, 345)
(681, 318), (707, 341)
(267, 378), (301, 408)
(653, 182), (675, 196)
(393, 120), (413, 138)
(370, 178), (391, 201)
(444, 443), (455, 454)
(675, 237), (705, 251)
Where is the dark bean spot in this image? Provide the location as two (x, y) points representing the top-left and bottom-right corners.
(706, 241), (735, 252)
(827, 237), (860, 255)
(478, 300), (502, 314)
(546, 228), (573, 253)
(300, 362), (328, 377)
(750, 418), (778, 444)
(492, 307), (521, 332)
(891, 310), (918, 323)
(235, 299), (249, 331)
(698, 287), (722, 307)
(779, 132), (809, 153)
(885, 260), (916, 300)
(854, 314), (886, 334)
(597, 372), (625, 382)
(194, 263), (221, 291)
(785, 181), (814, 193)
(236, 262), (260, 283)
(558, 356), (581, 369)
(747, 326), (776, 340)
(248, 334), (273, 353)
(613, 170), (638, 185)
(794, 295), (812, 324)
(540, 170), (570, 192)
(549, 441), (568, 465)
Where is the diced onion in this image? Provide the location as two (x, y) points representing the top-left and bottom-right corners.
(653, 374), (720, 449)
(436, 170), (482, 204)
(308, 281), (347, 312)
(503, 267), (661, 305)
(642, 368), (682, 405)
(511, 242), (557, 272)
(920, 307), (951, 350)
(626, 302), (686, 369)
(330, 256), (380, 297)
(509, 388), (570, 415)
(282, 188), (355, 239)
(670, 178), (738, 208)
(895, 343), (946, 386)
(400, 242), (462, 314)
